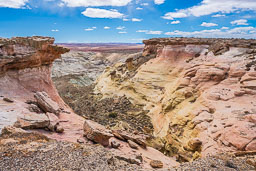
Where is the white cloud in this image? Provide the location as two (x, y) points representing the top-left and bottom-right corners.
(231, 19), (249, 25)
(154, 0), (165, 5)
(81, 8), (124, 18)
(58, 2), (65, 7)
(118, 31), (127, 34)
(146, 31), (162, 35)
(164, 27), (256, 39)
(0, 0), (28, 8)
(171, 20), (180, 24)
(136, 30), (162, 35)
(136, 30), (148, 33)
(221, 27), (229, 30)
(61, 0), (132, 7)
(162, 12), (188, 20)
(141, 3), (149, 6)
(116, 26), (125, 30)
(136, 7), (143, 10)
(104, 26), (110, 29)
(201, 22), (218, 27)
(212, 14), (225, 17)
(132, 18), (142, 22)
(84, 28), (94, 31)
(228, 26), (254, 34)
(51, 29), (59, 32)
(123, 18), (129, 21)
(162, 0), (256, 19)
(84, 27), (97, 31)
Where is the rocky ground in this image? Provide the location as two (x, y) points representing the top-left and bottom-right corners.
(94, 38), (256, 162)
(0, 127), (141, 171)
(1, 127), (255, 171)
(52, 50), (153, 134)
(1, 37), (256, 171)
(53, 81), (153, 134)
(174, 154), (256, 171)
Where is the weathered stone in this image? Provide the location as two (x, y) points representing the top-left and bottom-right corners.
(112, 131), (126, 141)
(28, 104), (43, 113)
(77, 138), (85, 144)
(84, 120), (113, 146)
(114, 154), (142, 165)
(134, 138), (147, 149)
(1, 126), (27, 136)
(245, 140), (256, 151)
(3, 97), (14, 103)
(128, 140), (139, 149)
(110, 139), (120, 149)
(34, 92), (60, 115)
(45, 112), (59, 132)
(55, 123), (64, 133)
(220, 122), (256, 150)
(135, 155), (143, 163)
(192, 112), (213, 125)
(0, 126), (49, 141)
(115, 131), (147, 148)
(188, 138), (202, 151)
(14, 113), (49, 129)
(150, 160), (163, 168)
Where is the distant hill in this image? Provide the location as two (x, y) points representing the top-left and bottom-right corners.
(57, 43), (144, 53)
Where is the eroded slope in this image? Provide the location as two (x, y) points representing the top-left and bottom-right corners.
(95, 38), (256, 161)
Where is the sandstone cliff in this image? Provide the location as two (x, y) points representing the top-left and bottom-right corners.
(0, 37), (179, 169)
(0, 36), (86, 142)
(95, 38), (256, 161)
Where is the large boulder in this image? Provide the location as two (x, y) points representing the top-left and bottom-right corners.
(83, 120), (113, 146)
(112, 130), (147, 149)
(46, 112), (59, 132)
(34, 92), (60, 115)
(14, 112), (49, 129)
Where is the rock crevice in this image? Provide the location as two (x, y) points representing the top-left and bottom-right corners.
(95, 38), (256, 161)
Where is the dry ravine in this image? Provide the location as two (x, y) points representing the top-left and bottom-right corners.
(0, 36), (256, 170)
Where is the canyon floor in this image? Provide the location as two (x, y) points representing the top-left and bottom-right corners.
(0, 37), (256, 170)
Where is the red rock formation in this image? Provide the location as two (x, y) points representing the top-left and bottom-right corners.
(0, 36), (84, 142)
(0, 37), (179, 169)
(95, 37), (256, 161)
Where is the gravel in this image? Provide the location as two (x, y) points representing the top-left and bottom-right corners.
(0, 131), (255, 171)
(0, 138), (141, 171)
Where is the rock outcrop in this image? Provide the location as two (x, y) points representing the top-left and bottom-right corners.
(0, 36), (85, 142)
(34, 91), (60, 115)
(84, 120), (113, 146)
(95, 37), (256, 161)
(0, 36), (179, 170)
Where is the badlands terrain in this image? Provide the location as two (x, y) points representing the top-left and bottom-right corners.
(0, 36), (256, 170)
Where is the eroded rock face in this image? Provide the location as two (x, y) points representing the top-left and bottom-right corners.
(34, 91), (60, 115)
(95, 38), (256, 161)
(0, 36), (179, 170)
(0, 37), (84, 141)
(84, 120), (113, 146)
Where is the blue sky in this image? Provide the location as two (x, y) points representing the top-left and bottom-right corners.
(0, 0), (256, 43)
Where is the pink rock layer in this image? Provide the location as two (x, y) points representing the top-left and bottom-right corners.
(0, 36), (84, 142)
(0, 36), (179, 168)
(95, 37), (256, 159)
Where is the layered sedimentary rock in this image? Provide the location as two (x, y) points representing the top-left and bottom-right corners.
(0, 37), (179, 169)
(0, 36), (85, 142)
(95, 38), (256, 161)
